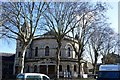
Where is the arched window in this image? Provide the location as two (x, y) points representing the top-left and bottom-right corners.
(25, 52), (27, 58)
(67, 65), (70, 72)
(35, 47), (38, 57)
(59, 51), (61, 56)
(18, 52), (21, 57)
(34, 65), (37, 73)
(45, 46), (49, 56)
(59, 65), (62, 72)
(19, 41), (22, 47)
(74, 65), (76, 72)
(68, 47), (70, 57)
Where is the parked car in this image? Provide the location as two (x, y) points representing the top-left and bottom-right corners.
(16, 73), (50, 80)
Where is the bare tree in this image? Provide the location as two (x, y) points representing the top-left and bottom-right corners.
(86, 27), (116, 73)
(0, 27), (5, 39)
(118, 34), (120, 57)
(0, 2), (5, 39)
(43, 2), (87, 79)
(1, 2), (48, 74)
(100, 27), (117, 64)
(88, 26), (114, 74)
(71, 2), (108, 77)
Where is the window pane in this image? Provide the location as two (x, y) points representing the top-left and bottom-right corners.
(59, 51), (61, 56)
(74, 65), (76, 72)
(34, 65), (37, 72)
(45, 46), (49, 56)
(67, 65), (70, 72)
(18, 52), (21, 57)
(26, 76), (41, 80)
(26, 65), (30, 73)
(35, 47), (38, 56)
(68, 47), (70, 57)
(59, 65), (62, 71)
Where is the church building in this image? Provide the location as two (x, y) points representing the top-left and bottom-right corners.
(13, 31), (87, 78)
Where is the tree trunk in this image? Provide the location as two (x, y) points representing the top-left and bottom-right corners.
(78, 60), (82, 78)
(20, 45), (28, 73)
(92, 53), (98, 75)
(78, 54), (81, 78)
(92, 63), (97, 74)
(20, 39), (32, 74)
(56, 42), (61, 80)
(92, 62), (97, 79)
(78, 48), (84, 78)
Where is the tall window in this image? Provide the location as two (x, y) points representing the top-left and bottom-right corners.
(67, 65), (70, 72)
(59, 51), (61, 56)
(45, 46), (49, 56)
(68, 47), (70, 57)
(34, 65), (37, 73)
(25, 52), (27, 58)
(19, 42), (22, 47)
(74, 65), (76, 72)
(35, 47), (38, 57)
(59, 65), (62, 72)
(18, 52), (21, 57)
(26, 65), (30, 72)
(29, 52), (32, 58)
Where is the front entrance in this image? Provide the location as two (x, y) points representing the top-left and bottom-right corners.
(39, 65), (55, 78)
(48, 65), (55, 78)
(39, 65), (47, 74)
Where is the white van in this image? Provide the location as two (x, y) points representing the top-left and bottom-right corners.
(16, 73), (50, 80)
(97, 64), (120, 80)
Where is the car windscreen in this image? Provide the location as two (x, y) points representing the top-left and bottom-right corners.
(26, 75), (42, 80)
(98, 71), (120, 78)
(43, 76), (50, 80)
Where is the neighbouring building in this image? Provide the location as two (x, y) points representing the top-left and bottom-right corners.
(0, 53), (15, 79)
(13, 26), (90, 78)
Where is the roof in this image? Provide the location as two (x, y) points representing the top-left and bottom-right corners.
(43, 31), (55, 36)
(17, 73), (50, 79)
(0, 53), (15, 61)
(33, 31), (79, 45)
(17, 73), (47, 76)
(99, 64), (120, 71)
(0, 52), (15, 57)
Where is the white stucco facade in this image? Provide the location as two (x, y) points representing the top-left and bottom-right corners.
(14, 33), (84, 78)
